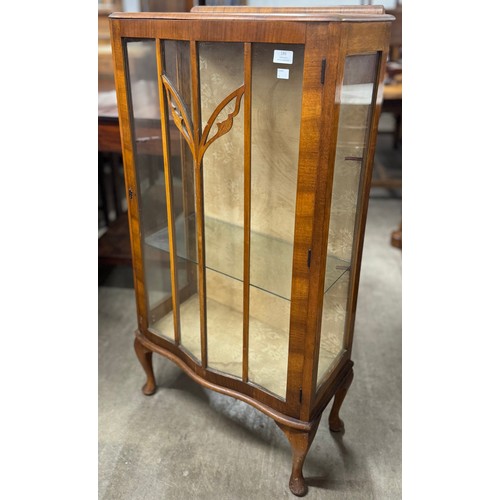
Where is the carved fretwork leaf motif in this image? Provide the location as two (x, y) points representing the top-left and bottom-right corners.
(162, 74), (196, 157)
(199, 84), (245, 161)
(161, 73), (244, 166)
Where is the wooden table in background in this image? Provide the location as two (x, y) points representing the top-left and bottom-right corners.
(371, 81), (402, 190)
(99, 91), (132, 265)
(98, 90), (179, 265)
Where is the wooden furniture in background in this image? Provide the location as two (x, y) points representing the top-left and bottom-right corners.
(98, 88), (182, 264)
(383, 1), (402, 151)
(98, 89), (131, 264)
(98, 0), (128, 262)
(99, 0), (123, 92)
(391, 223), (402, 249)
(98, 0), (199, 264)
(371, 80), (402, 190)
(382, 79), (402, 149)
(141, 0), (193, 11)
(110, 7), (393, 496)
(371, 2), (402, 191)
(386, 2), (402, 62)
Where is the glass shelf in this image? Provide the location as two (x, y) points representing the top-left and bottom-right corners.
(145, 215), (350, 301)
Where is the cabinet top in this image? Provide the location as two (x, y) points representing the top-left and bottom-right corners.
(109, 6), (394, 23)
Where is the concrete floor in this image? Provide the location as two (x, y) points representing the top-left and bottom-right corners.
(98, 195), (401, 500)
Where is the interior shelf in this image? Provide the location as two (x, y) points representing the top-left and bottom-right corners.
(145, 215), (350, 300)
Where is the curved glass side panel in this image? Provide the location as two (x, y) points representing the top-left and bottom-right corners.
(316, 53), (379, 389)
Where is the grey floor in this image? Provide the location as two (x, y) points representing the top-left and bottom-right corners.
(98, 192), (402, 500)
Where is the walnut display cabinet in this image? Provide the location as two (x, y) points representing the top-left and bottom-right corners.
(110, 6), (393, 497)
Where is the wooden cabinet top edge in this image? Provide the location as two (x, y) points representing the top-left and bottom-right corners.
(191, 5), (387, 15)
(108, 12), (395, 23)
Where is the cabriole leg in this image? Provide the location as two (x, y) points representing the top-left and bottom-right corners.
(329, 367), (354, 432)
(276, 418), (320, 497)
(134, 337), (157, 396)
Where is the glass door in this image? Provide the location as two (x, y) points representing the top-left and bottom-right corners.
(126, 39), (305, 401)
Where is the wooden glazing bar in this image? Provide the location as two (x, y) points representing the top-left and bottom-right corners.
(190, 40), (208, 369)
(155, 39), (181, 345)
(242, 42), (252, 383)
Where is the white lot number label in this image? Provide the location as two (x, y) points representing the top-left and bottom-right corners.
(273, 50), (294, 64)
(277, 68), (290, 80)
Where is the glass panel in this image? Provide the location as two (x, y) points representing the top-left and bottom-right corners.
(125, 40), (175, 340)
(206, 270), (243, 377)
(174, 268), (201, 361)
(317, 271), (350, 383)
(248, 43), (305, 398)
(316, 53), (379, 388)
(199, 42), (245, 376)
(249, 43), (304, 300)
(131, 39), (200, 362)
(248, 287), (290, 399)
(200, 42), (245, 280)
